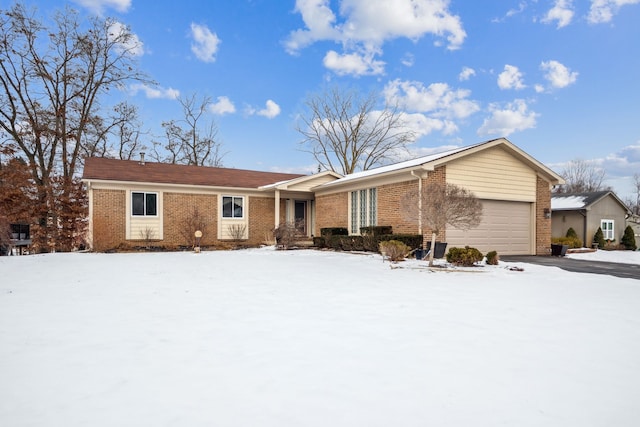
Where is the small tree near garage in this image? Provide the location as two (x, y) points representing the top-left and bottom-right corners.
(402, 181), (483, 267)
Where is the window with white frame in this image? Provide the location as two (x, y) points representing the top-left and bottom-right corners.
(350, 188), (377, 234)
(131, 192), (158, 216)
(222, 196), (244, 218)
(601, 219), (614, 240)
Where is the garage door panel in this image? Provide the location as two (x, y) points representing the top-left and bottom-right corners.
(447, 200), (532, 255)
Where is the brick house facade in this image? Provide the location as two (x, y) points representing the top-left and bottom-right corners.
(83, 138), (562, 255)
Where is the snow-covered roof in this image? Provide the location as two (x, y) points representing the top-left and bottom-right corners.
(320, 144), (479, 187)
(551, 195), (587, 210)
(551, 191), (631, 212)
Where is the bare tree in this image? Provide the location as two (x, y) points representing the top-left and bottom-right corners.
(0, 3), (149, 251)
(152, 94), (225, 167)
(297, 86), (415, 174)
(631, 173), (640, 215)
(179, 207), (208, 248)
(402, 181), (483, 266)
(555, 159), (610, 194)
(83, 102), (148, 161)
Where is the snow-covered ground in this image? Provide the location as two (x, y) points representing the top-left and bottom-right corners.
(567, 249), (640, 265)
(1, 248), (639, 427)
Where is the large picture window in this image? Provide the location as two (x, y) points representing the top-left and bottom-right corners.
(132, 192), (157, 216)
(601, 219), (614, 240)
(350, 188), (377, 234)
(222, 196), (244, 218)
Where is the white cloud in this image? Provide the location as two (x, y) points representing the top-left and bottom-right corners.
(323, 50), (385, 76)
(108, 22), (144, 57)
(190, 23), (221, 63)
(604, 143), (640, 176)
(477, 99), (538, 136)
(540, 60), (578, 89)
(285, 0), (466, 75)
(384, 79), (480, 120)
(541, 0), (575, 28)
(588, 0), (640, 24)
(209, 96), (236, 115)
(492, 2), (527, 23)
(129, 84), (180, 100)
(72, 0), (131, 14)
(497, 64), (526, 90)
(459, 66), (476, 81)
(253, 100), (281, 119)
(401, 53), (415, 67)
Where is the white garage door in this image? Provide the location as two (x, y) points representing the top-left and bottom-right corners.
(446, 200), (533, 255)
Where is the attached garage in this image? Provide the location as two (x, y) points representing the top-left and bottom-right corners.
(447, 199), (533, 255)
(314, 138), (564, 256)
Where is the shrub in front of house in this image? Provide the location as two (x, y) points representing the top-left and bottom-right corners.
(379, 240), (410, 262)
(593, 227), (606, 249)
(551, 236), (583, 248)
(446, 246), (484, 266)
(273, 222), (297, 249)
(485, 250), (499, 265)
(566, 227), (578, 239)
(621, 225), (637, 251)
(320, 227), (348, 237)
(360, 226), (393, 236)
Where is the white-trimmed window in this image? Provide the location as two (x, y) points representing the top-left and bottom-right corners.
(601, 219), (615, 240)
(350, 188), (377, 234)
(132, 192), (157, 216)
(222, 196), (244, 219)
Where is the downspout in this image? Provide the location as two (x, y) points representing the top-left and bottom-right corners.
(411, 170), (422, 236)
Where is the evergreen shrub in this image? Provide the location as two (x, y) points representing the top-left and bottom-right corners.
(621, 225), (637, 250)
(446, 246), (484, 266)
(486, 250), (499, 265)
(593, 227), (606, 249)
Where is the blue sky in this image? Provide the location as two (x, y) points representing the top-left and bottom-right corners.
(30, 0), (640, 199)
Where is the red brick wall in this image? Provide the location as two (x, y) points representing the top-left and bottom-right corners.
(248, 196), (280, 245)
(377, 167), (446, 245)
(91, 190), (283, 250)
(92, 189), (126, 251)
(536, 176), (552, 255)
(378, 180), (419, 234)
(315, 192), (348, 234)
(163, 193), (218, 247)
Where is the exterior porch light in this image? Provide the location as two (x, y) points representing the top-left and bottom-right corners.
(544, 208), (551, 219)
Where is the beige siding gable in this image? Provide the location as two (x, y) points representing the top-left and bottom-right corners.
(447, 146), (537, 201)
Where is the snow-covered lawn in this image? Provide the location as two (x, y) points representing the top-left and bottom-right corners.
(568, 249), (640, 265)
(1, 248), (639, 427)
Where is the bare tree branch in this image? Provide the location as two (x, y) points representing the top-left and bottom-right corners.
(297, 86), (415, 174)
(401, 181), (483, 266)
(151, 93), (225, 167)
(554, 159), (610, 194)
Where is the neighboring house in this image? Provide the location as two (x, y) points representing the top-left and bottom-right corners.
(0, 223), (31, 256)
(627, 213), (640, 239)
(82, 137), (563, 255)
(551, 191), (631, 246)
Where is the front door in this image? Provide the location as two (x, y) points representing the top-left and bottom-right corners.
(294, 201), (307, 235)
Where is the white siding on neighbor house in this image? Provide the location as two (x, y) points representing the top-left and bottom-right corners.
(446, 146), (537, 202)
(447, 200), (533, 255)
